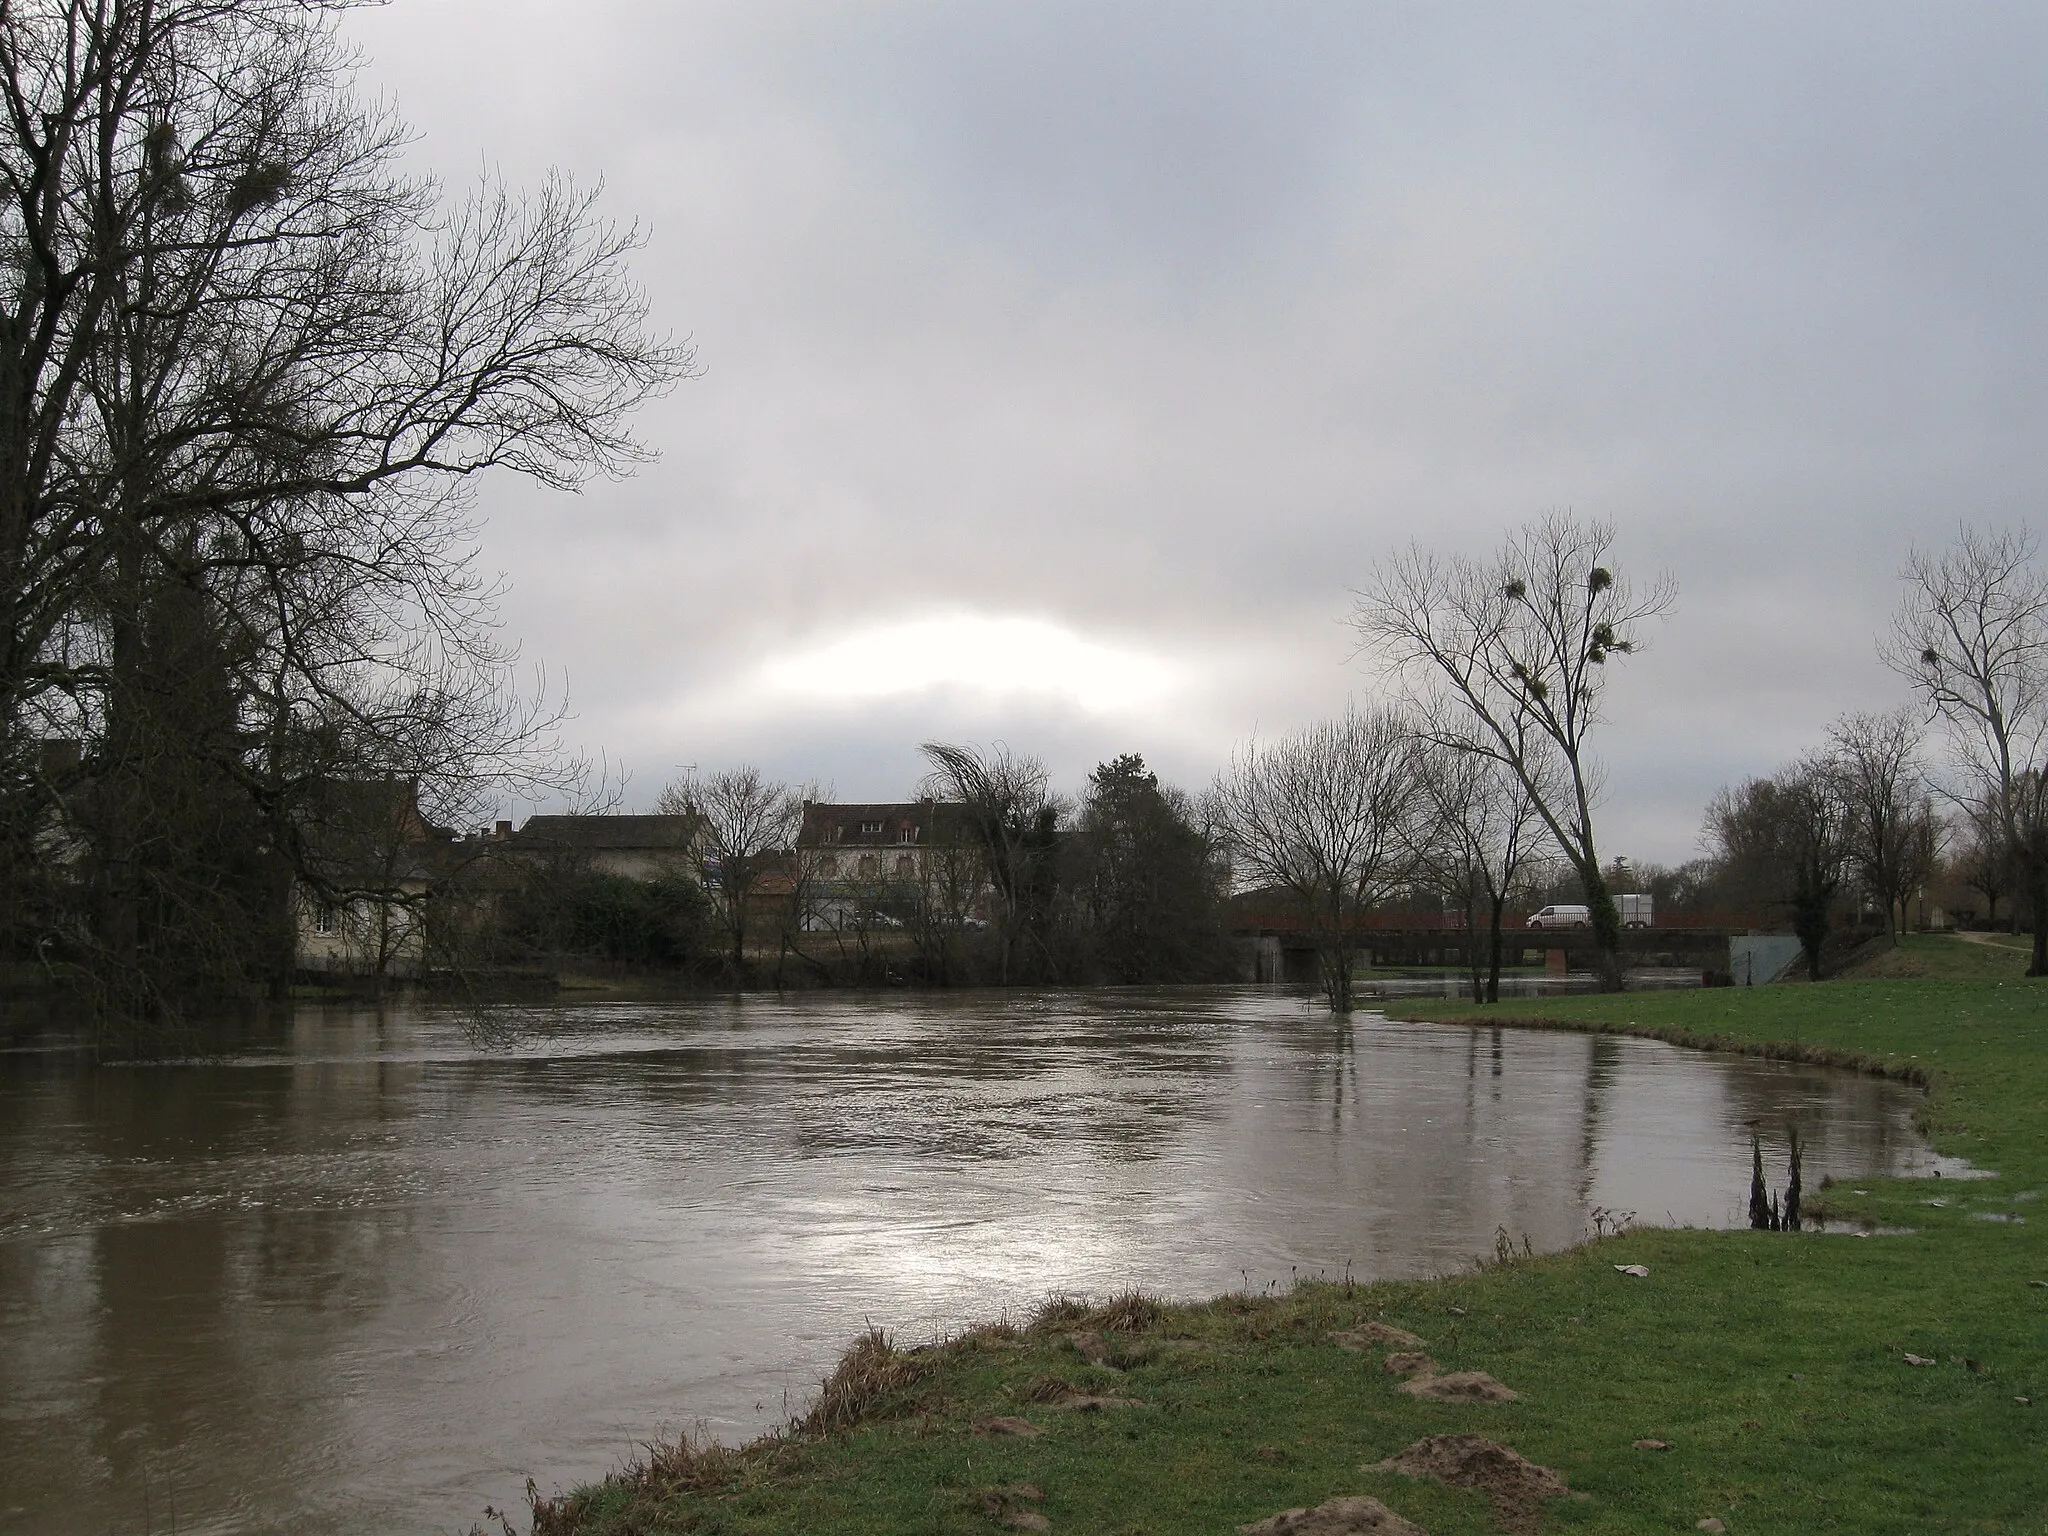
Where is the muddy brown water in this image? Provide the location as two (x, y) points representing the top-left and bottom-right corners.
(0, 988), (1954, 1534)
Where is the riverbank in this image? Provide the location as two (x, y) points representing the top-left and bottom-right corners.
(531, 947), (2048, 1535)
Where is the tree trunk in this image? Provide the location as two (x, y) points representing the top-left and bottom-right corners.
(94, 544), (149, 1012)
(1582, 866), (1624, 991)
(1486, 892), (1507, 1003)
(2029, 863), (2048, 979)
(729, 887), (748, 982)
(1794, 890), (1829, 981)
(1323, 938), (1355, 1013)
(1464, 889), (1482, 1003)
(1319, 892), (1356, 1012)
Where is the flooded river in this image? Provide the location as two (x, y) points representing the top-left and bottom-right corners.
(0, 988), (1947, 1534)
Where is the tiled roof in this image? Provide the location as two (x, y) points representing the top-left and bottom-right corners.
(795, 800), (978, 848)
(514, 814), (699, 851)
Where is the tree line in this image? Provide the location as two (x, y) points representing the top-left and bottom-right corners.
(502, 746), (1240, 990)
(1220, 516), (2048, 1011)
(316, 510), (2048, 1014)
(1691, 527), (2048, 980)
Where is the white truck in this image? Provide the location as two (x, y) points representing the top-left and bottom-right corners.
(1526, 895), (1654, 930)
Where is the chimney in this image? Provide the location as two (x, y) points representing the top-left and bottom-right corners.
(495, 820), (513, 839)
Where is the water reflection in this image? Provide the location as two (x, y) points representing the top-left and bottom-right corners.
(0, 988), (1948, 1535)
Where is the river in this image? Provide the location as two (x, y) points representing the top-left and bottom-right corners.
(0, 988), (1949, 1534)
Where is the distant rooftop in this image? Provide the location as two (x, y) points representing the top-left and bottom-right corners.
(515, 813), (698, 851)
(796, 800), (976, 848)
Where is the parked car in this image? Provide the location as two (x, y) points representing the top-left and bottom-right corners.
(1527, 904), (1591, 929)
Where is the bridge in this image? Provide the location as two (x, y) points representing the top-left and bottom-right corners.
(1228, 907), (1756, 984)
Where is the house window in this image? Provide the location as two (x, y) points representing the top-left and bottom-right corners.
(818, 855), (839, 877)
(313, 902), (340, 936)
(896, 826), (917, 844)
(860, 820), (884, 835)
(894, 855), (915, 877)
(857, 854), (879, 878)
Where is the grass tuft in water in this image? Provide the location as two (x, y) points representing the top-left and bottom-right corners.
(795, 1326), (931, 1437)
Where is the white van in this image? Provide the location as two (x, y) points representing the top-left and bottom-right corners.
(1526, 904), (1591, 930)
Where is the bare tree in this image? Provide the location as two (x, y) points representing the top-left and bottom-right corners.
(901, 810), (988, 985)
(1355, 511), (1674, 990)
(918, 741), (1062, 984)
(0, 0), (691, 1020)
(1828, 708), (1940, 942)
(1408, 739), (1546, 1002)
(1208, 707), (1418, 1013)
(656, 767), (805, 979)
(1884, 526), (2048, 975)
(1953, 793), (2017, 930)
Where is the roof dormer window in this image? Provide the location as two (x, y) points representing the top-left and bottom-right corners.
(860, 820), (884, 835)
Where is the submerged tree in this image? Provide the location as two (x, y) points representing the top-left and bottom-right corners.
(1208, 707), (1417, 1013)
(1407, 738), (1547, 1002)
(919, 741), (1063, 984)
(1062, 754), (1229, 984)
(1356, 512), (1674, 990)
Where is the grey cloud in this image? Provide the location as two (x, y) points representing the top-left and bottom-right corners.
(344, 2), (2047, 861)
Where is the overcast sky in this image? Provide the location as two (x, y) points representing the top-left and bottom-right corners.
(343, 1), (2048, 864)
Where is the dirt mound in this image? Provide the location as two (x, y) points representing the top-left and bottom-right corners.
(1065, 1329), (1160, 1369)
(1068, 1330), (1114, 1365)
(1053, 1393), (1138, 1411)
(1381, 1352), (1439, 1378)
(1020, 1373), (1083, 1403)
(1331, 1322), (1428, 1352)
(972, 1414), (1042, 1437)
(981, 1482), (1049, 1531)
(1397, 1371), (1517, 1403)
(1371, 1434), (1568, 1535)
(1017, 1373), (1138, 1411)
(1238, 1494), (1425, 1534)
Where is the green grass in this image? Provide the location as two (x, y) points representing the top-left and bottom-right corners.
(1837, 931), (2035, 982)
(534, 975), (2048, 1536)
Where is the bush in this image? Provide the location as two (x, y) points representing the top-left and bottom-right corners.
(508, 870), (711, 967)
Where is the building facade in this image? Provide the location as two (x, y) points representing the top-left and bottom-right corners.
(794, 800), (988, 931)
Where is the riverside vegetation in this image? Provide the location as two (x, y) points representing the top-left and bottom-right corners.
(524, 935), (2048, 1535)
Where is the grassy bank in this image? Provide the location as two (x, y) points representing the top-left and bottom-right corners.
(533, 942), (2048, 1535)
